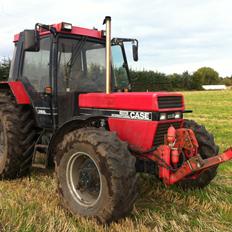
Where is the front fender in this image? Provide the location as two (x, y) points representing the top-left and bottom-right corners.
(47, 116), (106, 160)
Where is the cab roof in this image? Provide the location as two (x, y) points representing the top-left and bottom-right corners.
(14, 22), (103, 42)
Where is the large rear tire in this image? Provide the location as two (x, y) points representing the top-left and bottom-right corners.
(55, 127), (137, 223)
(0, 91), (36, 179)
(178, 119), (219, 189)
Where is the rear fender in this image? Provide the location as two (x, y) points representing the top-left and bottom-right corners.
(0, 81), (31, 104)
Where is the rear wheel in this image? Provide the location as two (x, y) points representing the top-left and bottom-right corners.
(178, 119), (219, 189)
(55, 127), (137, 223)
(0, 91), (36, 179)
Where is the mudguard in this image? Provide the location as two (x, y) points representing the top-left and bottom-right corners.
(0, 81), (31, 104)
(47, 115), (106, 158)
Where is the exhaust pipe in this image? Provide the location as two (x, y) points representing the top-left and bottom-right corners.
(103, 16), (112, 94)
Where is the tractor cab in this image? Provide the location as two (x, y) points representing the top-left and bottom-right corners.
(9, 21), (138, 128)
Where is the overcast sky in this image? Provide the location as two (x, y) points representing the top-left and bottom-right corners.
(1, 0), (232, 76)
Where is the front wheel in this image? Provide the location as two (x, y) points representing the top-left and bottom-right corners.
(55, 128), (137, 223)
(177, 119), (219, 190)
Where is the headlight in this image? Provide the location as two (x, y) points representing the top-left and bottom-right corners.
(61, 22), (72, 31)
(159, 112), (182, 120)
(160, 113), (167, 120)
(174, 112), (182, 119)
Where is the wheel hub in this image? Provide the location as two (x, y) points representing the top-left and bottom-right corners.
(66, 152), (102, 207)
(78, 160), (100, 191)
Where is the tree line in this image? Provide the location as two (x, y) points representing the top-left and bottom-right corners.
(130, 68), (232, 91)
(0, 58), (11, 81)
(0, 58), (231, 91)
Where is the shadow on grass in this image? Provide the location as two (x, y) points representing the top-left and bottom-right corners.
(18, 167), (231, 231)
(29, 167), (54, 178)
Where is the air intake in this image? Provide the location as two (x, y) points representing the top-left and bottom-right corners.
(158, 96), (182, 109)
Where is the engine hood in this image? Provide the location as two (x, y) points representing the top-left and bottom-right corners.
(79, 92), (184, 112)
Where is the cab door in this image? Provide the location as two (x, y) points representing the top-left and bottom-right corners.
(20, 36), (53, 128)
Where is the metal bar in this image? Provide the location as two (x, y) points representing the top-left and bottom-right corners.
(168, 148), (232, 185)
(103, 16), (112, 94)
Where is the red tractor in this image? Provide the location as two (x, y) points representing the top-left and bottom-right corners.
(0, 16), (232, 223)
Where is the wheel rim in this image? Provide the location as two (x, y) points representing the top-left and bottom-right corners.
(66, 152), (102, 207)
(0, 122), (5, 155)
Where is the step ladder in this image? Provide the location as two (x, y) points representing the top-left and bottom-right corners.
(32, 144), (49, 169)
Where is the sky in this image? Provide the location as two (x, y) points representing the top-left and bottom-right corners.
(1, 0), (232, 77)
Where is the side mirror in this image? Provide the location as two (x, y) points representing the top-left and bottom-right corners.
(132, 40), (138, 61)
(24, 30), (40, 51)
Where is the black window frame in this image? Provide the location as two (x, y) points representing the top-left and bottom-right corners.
(120, 43), (131, 89)
(19, 34), (53, 92)
(111, 43), (131, 90)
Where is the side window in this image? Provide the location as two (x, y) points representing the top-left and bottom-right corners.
(22, 37), (50, 92)
(9, 44), (17, 80)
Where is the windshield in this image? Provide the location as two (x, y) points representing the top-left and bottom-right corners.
(57, 38), (129, 93)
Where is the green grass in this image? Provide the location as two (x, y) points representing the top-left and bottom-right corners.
(1, 90), (232, 231)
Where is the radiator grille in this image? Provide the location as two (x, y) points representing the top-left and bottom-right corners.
(154, 122), (182, 147)
(158, 96), (182, 109)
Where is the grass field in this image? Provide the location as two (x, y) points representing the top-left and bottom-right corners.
(0, 90), (232, 232)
